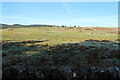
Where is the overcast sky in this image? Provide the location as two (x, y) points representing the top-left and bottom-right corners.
(2, 2), (118, 27)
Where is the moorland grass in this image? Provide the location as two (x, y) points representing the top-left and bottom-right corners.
(2, 27), (118, 45)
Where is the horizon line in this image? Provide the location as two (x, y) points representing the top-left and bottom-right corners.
(1, 23), (119, 28)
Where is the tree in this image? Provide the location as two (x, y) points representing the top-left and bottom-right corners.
(62, 25), (66, 27)
(74, 25), (76, 27)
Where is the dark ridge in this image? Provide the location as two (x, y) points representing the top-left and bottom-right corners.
(1, 24), (58, 29)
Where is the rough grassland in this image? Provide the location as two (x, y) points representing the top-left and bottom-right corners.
(2, 27), (119, 45)
(2, 27), (120, 79)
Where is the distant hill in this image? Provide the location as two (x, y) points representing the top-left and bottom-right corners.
(0, 24), (56, 29)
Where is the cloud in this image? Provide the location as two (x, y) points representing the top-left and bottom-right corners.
(56, 15), (118, 27)
(62, 2), (73, 15)
(2, 15), (118, 27)
(73, 15), (118, 27)
(2, 15), (47, 24)
(75, 15), (118, 22)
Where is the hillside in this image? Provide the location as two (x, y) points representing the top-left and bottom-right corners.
(1, 26), (120, 79)
(0, 24), (56, 29)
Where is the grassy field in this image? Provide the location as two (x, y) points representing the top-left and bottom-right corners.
(2, 27), (119, 45)
(2, 27), (120, 79)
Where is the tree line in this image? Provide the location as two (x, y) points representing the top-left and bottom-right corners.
(0, 24), (81, 29)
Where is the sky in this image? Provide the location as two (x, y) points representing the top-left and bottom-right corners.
(2, 2), (118, 27)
